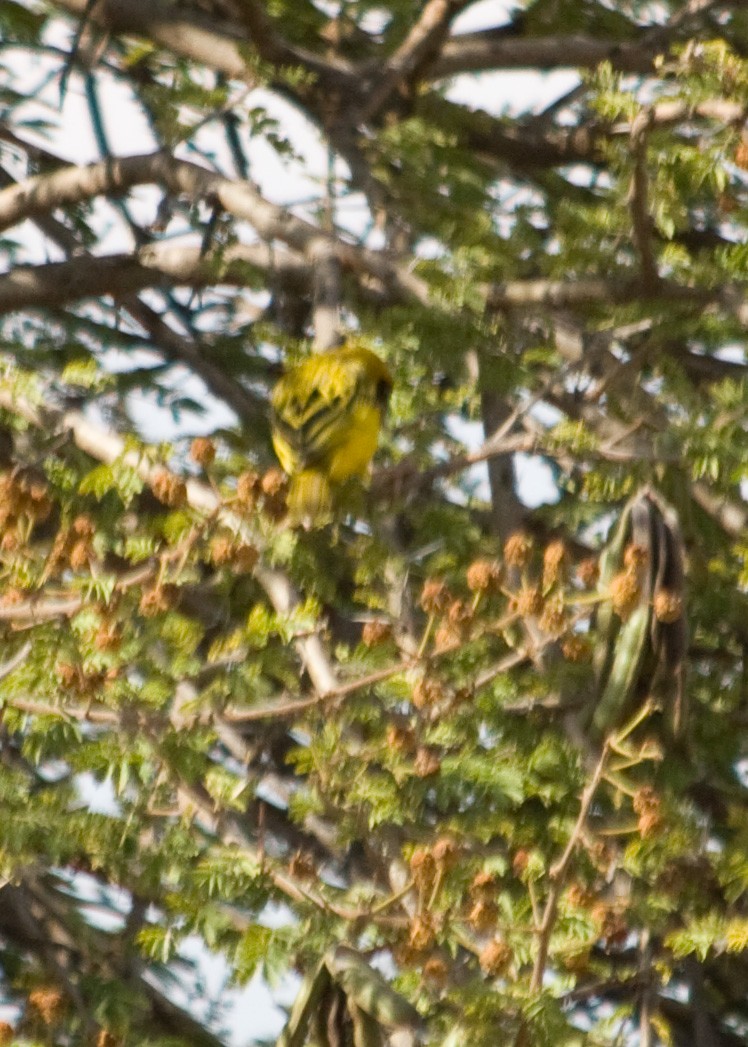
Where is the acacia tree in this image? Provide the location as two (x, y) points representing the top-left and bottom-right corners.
(1, 1), (748, 1044)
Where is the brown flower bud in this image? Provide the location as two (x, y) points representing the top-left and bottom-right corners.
(26, 485), (51, 522)
(433, 622), (460, 652)
(139, 584), (177, 617)
(470, 870), (497, 900)
(94, 622), (121, 652)
(468, 899), (498, 933)
(72, 514), (96, 537)
(412, 675), (445, 710)
(542, 539), (567, 587)
(638, 810), (663, 838)
(432, 836), (459, 870)
(28, 987), (65, 1025)
(466, 558), (502, 593)
(504, 532), (533, 568)
(420, 578), (451, 615)
(0, 530), (19, 551)
(151, 469), (187, 509)
(260, 468), (288, 498)
(447, 599), (473, 631)
(566, 883), (594, 909)
(69, 539), (92, 570)
(623, 543), (649, 570)
(362, 620), (393, 647)
(512, 849), (530, 876)
(414, 746), (440, 778)
(515, 585), (544, 618)
(233, 543), (259, 572)
(56, 662), (78, 688)
(422, 954), (449, 988)
(653, 588), (683, 623)
(609, 571), (641, 620)
(479, 938), (512, 977)
(561, 634), (593, 663)
(632, 785), (659, 815)
(408, 913), (436, 951)
(386, 723), (416, 753)
(410, 847), (437, 891)
(595, 906), (628, 948)
(236, 470), (262, 508)
(0, 1021), (14, 1046)
(209, 535), (234, 566)
(190, 437), (216, 467)
(538, 596), (566, 636)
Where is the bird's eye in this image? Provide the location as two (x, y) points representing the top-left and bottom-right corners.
(376, 379), (392, 409)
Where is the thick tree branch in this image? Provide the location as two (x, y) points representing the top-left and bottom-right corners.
(50, 0), (354, 89)
(628, 111), (659, 284)
(434, 31), (664, 78)
(0, 243), (308, 315)
(361, 0), (468, 119)
(0, 151), (430, 305)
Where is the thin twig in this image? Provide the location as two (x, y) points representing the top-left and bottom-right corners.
(531, 740), (610, 991)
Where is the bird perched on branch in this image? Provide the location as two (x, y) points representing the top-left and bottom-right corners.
(270, 344), (393, 523)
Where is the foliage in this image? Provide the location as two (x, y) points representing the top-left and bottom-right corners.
(0, 1), (747, 1046)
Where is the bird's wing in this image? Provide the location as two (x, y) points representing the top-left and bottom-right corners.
(271, 359), (365, 468)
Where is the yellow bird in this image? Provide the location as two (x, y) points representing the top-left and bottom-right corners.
(270, 344), (393, 522)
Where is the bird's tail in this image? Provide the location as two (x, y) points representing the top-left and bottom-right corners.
(288, 469), (333, 524)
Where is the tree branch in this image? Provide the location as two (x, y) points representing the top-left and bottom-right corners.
(361, 0), (467, 119)
(50, 0), (354, 89)
(0, 150), (430, 306)
(531, 741), (610, 991)
(433, 31), (664, 78)
(0, 243), (307, 316)
(628, 110), (659, 285)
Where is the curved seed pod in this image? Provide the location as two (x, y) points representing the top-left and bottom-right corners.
(327, 947), (424, 1032)
(646, 489), (688, 736)
(593, 601), (651, 736)
(278, 959), (333, 1047)
(349, 1000), (384, 1047)
(591, 488), (687, 738)
(593, 497), (636, 689)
